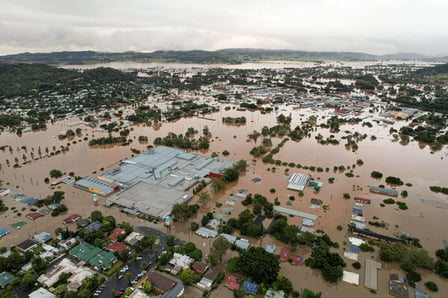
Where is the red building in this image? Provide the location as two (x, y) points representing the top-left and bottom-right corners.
(354, 197), (371, 204)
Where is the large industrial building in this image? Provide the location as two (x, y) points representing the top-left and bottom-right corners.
(75, 146), (234, 218)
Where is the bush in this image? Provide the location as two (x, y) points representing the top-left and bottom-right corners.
(371, 171), (383, 179)
(385, 176), (404, 186)
(424, 281), (438, 292)
(383, 198), (395, 204)
(352, 262), (361, 269)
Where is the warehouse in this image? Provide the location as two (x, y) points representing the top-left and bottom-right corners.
(106, 181), (192, 218)
(369, 186), (398, 197)
(73, 176), (119, 197)
(100, 146), (233, 217)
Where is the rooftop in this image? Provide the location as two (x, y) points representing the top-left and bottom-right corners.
(70, 242), (117, 270)
(365, 259), (382, 290)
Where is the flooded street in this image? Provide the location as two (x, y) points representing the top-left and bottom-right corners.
(1, 99), (447, 297)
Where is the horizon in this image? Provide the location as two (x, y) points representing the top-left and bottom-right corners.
(1, 1), (448, 57)
(0, 48), (445, 59)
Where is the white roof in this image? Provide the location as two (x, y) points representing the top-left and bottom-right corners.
(343, 251), (359, 261)
(348, 237), (365, 246)
(343, 271), (360, 286)
(287, 173), (309, 191)
(29, 288), (56, 298)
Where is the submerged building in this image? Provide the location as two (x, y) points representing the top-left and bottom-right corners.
(81, 146), (236, 218)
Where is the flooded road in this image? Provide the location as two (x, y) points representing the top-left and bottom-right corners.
(0, 102), (447, 297)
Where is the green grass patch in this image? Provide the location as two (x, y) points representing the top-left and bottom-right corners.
(104, 260), (123, 276)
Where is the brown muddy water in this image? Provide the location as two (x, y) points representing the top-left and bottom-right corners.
(0, 103), (447, 297)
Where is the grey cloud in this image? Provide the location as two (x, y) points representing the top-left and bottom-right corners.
(0, 0), (447, 55)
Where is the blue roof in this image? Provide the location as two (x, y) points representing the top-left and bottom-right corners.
(414, 288), (429, 298)
(0, 228), (10, 237)
(243, 278), (258, 295)
(348, 244), (361, 253)
(84, 221), (103, 233)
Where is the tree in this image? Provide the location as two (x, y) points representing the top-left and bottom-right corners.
(21, 269), (38, 287)
(179, 268), (195, 284)
(90, 210), (103, 222)
(124, 287), (133, 296)
(302, 288), (322, 298)
(209, 237), (231, 266)
(211, 178), (226, 192)
(198, 191), (210, 206)
(49, 169), (63, 178)
(143, 281), (152, 294)
(272, 275), (293, 295)
(238, 247), (280, 284)
(124, 272), (132, 285)
(222, 168), (239, 182)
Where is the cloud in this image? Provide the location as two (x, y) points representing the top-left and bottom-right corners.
(0, 0), (447, 55)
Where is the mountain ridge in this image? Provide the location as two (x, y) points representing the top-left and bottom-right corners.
(0, 48), (447, 65)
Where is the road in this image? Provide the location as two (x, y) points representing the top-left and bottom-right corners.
(97, 225), (184, 297)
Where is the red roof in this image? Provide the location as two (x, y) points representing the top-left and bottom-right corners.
(279, 247), (291, 261)
(63, 214), (81, 224)
(354, 197), (371, 204)
(225, 274), (241, 291)
(109, 228), (126, 242)
(106, 242), (128, 253)
(26, 212), (44, 220)
(292, 255), (304, 266)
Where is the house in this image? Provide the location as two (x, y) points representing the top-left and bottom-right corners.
(16, 239), (38, 252)
(84, 221), (103, 233)
(265, 289), (285, 298)
(225, 274), (241, 290)
(63, 214), (81, 224)
(192, 261), (209, 275)
(34, 232), (52, 244)
(243, 278), (259, 295)
(29, 287), (56, 298)
(58, 238), (77, 251)
(109, 228), (126, 242)
(0, 272), (14, 288)
(147, 271), (176, 294)
(265, 244), (276, 254)
(169, 253), (194, 275)
(125, 232), (144, 246)
(197, 266), (220, 290)
(106, 242), (128, 253)
(70, 242), (117, 270)
(38, 258), (95, 291)
(279, 247), (291, 261)
(354, 197), (371, 204)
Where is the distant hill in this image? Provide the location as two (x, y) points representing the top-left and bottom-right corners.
(0, 49), (447, 65)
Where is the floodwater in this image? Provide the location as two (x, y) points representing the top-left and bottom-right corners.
(1, 100), (447, 297)
(59, 60), (436, 72)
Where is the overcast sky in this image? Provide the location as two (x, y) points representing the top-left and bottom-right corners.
(1, 0), (447, 56)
